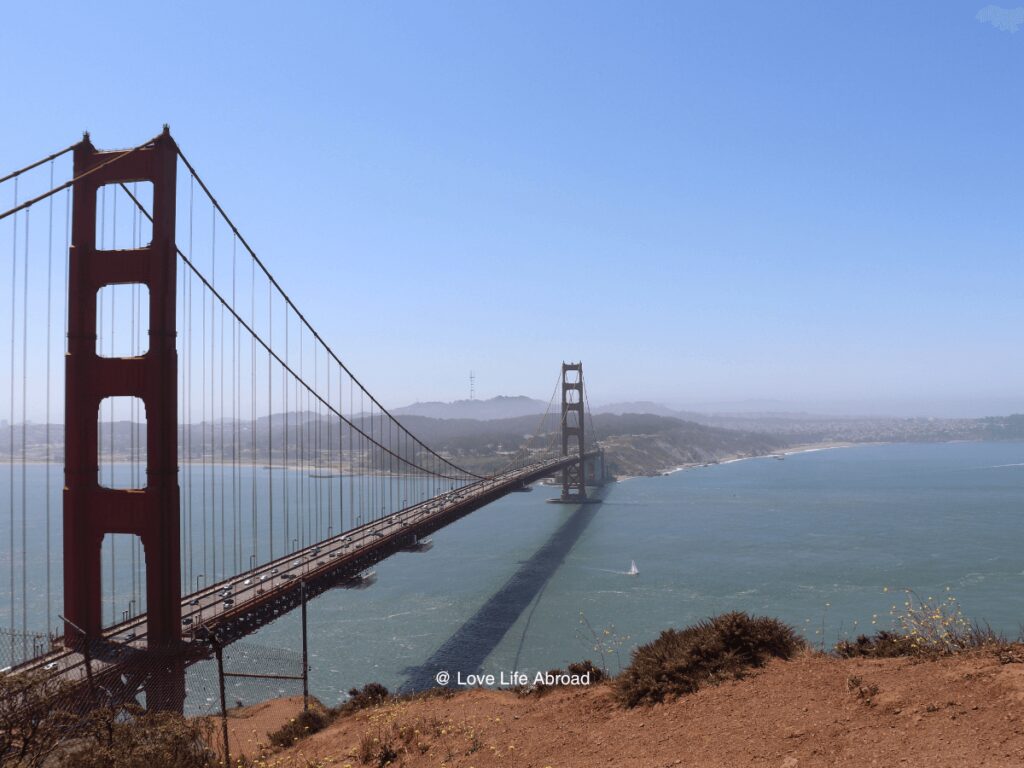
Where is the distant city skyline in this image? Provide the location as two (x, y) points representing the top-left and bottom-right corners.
(1, 2), (1021, 420)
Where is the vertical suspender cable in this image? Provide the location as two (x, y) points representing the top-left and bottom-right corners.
(21, 207), (29, 653)
(210, 206), (217, 582)
(62, 189), (70, 617)
(267, 279), (273, 562)
(201, 229), (207, 583)
(232, 234), (239, 574)
(379, 407), (384, 518)
(342, 369), (347, 531)
(130, 184), (138, 614)
(388, 420), (393, 516)
(294, 353), (300, 548)
(187, 178), (194, 592)
(374, 403), (378, 524)
(250, 250), (256, 566)
(284, 309), (289, 552)
(299, 326), (304, 547)
(318, 346), (324, 537)
(45, 162), (54, 640)
(219, 233), (226, 581)
(179, 230), (187, 592)
(349, 374), (354, 531)
(100, 185), (112, 622)
(178, 242), (185, 593)
(9, 178), (16, 661)
(109, 191), (117, 623)
(359, 390), (364, 526)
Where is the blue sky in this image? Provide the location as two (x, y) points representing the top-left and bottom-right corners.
(1, 1), (1022, 416)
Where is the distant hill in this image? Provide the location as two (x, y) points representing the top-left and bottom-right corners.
(592, 401), (686, 418)
(394, 411), (787, 476)
(392, 395), (548, 421)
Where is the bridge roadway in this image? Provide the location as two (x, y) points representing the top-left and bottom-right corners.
(13, 452), (597, 689)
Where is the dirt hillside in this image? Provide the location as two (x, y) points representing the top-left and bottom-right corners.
(247, 649), (1024, 767)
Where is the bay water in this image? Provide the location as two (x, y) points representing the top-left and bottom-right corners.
(2, 441), (1023, 708)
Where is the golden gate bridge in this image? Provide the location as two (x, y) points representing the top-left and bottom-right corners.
(0, 128), (607, 711)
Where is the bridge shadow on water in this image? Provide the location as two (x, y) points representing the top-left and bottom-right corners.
(402, 499), (602, 692)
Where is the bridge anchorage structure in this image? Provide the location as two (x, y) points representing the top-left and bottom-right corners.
(0, 127), (607, 716)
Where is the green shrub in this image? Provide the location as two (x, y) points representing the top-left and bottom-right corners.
(57, 706), (215, 768)
(0, 670), (76, 768)
(567, 659), (606, 683)
(616, 611), (804, 707)
(835, 630), (919, 658)
(267, 707), (329, 747)
(340, 682), (390, 713)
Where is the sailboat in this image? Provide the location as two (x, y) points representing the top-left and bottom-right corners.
(627, 560), (639, 576)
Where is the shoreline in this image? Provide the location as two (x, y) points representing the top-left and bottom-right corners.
(615, 440), (872, 483)
(0, 459), (444, 475)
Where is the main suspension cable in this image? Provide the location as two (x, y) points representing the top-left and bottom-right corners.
(173, 148), (478, 479)
(0, 135), (161, 223)
(0, 141), (76, 186)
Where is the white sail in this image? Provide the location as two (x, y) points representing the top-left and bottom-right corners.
(627, 560), (639, 576)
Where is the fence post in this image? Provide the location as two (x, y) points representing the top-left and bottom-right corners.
(213, 637), (230, 767)
(59, 614), (96, 705)
(301, 579), (309, 712)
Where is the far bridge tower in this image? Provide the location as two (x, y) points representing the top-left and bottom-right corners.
(560, 362), (587, 502)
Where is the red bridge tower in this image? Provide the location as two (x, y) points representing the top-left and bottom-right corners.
(63, 128), (182, 652)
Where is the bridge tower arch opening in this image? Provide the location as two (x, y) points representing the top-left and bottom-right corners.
(100, 532), (149, 625)
(63, 129), (182, 657)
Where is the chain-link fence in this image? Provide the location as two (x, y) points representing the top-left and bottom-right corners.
(186, 639), (308, 763)
(0, 628), (60, 670)
(1, 634), (313, 767)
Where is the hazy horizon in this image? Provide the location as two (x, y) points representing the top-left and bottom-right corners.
(4, 394), (1019, 425)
